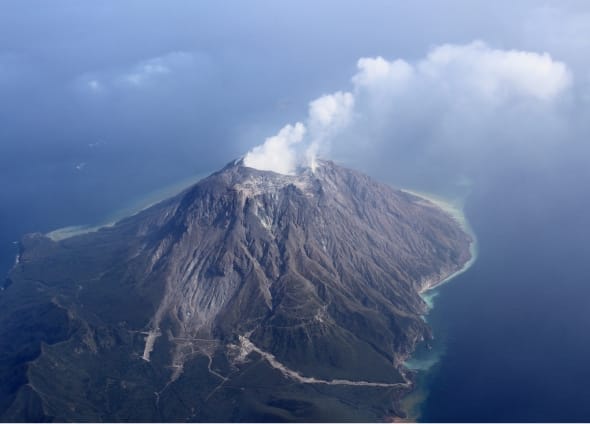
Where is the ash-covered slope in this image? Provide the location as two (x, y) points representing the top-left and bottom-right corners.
(0, 159), (471, 422)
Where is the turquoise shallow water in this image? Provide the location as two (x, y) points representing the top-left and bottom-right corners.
(401, 191), (475, 421)
(0, 168), (207, 282)
(45, 173), (205, 241)
(406, 168), (590, 422)
(395, 186), (478, 421)
(3, 160), (590, 422)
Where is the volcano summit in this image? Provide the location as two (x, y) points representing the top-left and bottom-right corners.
(0, 159), (471, 421)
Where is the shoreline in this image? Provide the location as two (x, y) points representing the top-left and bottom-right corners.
(46, 172), (207, 241)
(44, 175), (476, 422)
(398, 188), (478, 421)
(402, 188), (478, 297)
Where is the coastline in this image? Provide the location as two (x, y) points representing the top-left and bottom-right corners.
(398, 188), (478, 421)
(43, 175), (476, 422)
(402, 188), (478, 297)
(46, 172), (206, 241)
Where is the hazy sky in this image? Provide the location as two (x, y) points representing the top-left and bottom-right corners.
(3, 3), (590, 416)
(1, 1), (590, 231)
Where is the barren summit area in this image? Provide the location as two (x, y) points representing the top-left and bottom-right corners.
(0, 159), (471, 421)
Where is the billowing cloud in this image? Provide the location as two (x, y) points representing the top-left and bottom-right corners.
(344, 41), (573, 183)
(421, 42), (570, 101)
(244, 41), (572, 178)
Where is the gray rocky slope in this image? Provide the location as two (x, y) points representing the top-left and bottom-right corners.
(0, 159), (471, 421)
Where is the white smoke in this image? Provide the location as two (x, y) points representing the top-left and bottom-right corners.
(242, 123), (306, 175)
(243, 92), (353, 174)
(243, 41), (571, 175)
(305, 91), (354, 170)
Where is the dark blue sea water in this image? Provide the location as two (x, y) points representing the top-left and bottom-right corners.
(0, 144), (212, 285)
(2, 148), (590, 422)
(412, 160), (590, 422)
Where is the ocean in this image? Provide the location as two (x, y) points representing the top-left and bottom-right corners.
(406, 161), (590, 422)
(2, 154), (590, 422)
(0, 148), (209, 287)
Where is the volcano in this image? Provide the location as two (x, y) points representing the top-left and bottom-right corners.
(0, 159), (471, 421)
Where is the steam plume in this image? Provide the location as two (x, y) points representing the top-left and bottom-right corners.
(243, 41), (571, 175)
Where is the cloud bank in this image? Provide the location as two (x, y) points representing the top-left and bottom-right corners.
(77, 51), (202, 94)
(243, 41), (571, 176)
